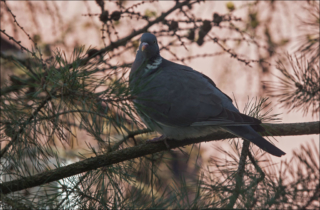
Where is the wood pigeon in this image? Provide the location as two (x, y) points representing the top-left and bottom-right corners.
(129, 33), (285, 157)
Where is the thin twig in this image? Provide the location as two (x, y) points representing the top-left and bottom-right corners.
(226, 140), (250, 208)
(247, 151), (266, 208)
(0, 0), (196, 97)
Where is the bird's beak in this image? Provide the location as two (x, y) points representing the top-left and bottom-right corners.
(141, 42), (148, 51)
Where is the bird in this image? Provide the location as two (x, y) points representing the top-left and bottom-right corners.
(129, 33), (285, 157)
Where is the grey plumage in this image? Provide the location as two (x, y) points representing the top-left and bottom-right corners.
(130, 33), (285, 157)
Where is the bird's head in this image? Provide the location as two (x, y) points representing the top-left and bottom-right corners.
(139, 33), (160, 60)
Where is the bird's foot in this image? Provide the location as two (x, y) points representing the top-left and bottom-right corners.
(146, 135), (170, 149)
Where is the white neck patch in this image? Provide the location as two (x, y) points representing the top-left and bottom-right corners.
(145, 57), (162, 71)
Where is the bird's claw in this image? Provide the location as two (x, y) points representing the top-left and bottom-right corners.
(146, 135), (170, 149)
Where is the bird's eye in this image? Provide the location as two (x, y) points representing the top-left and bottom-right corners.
(153, 40), (156, 44)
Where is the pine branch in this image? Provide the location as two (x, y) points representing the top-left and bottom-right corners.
(0, 121), (319, 195)
(0, 90), (57, 158)
(0, 0), (195, 97)
(265, 54), (320, 116)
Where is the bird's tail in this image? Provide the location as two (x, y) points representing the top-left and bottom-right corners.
(223, 125), (285, 157)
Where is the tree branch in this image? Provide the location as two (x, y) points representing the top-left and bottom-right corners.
(0, 121), (319, 195)
(226, 140), (250, 208)
(0, 0), (194, 96)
